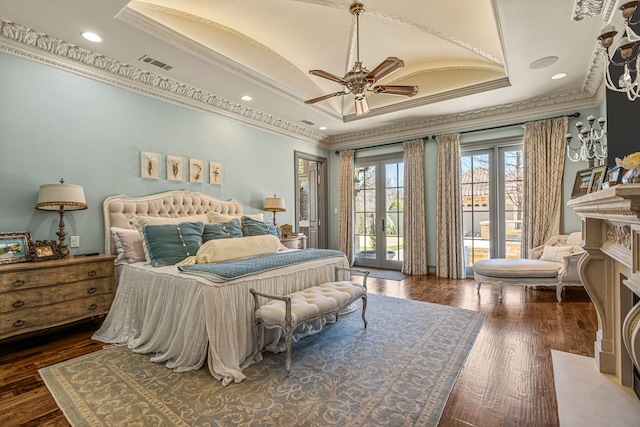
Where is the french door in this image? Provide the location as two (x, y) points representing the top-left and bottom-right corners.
(461, 145), (523, 276)
(354, 157), (404, 270)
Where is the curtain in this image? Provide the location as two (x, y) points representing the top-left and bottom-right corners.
(402, 139), (428, 275)
(338, 150), (355, 265)
(435, 133), (466, 278)
(521, 116), (568, 258)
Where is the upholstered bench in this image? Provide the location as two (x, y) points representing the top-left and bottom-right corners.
(250, 267), (369, 374)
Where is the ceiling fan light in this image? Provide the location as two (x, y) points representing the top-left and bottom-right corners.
(355, 98), (370, 115)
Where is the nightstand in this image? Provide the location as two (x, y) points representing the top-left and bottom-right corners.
(280, 235), (308, 250)
(0, 254), (116, 342)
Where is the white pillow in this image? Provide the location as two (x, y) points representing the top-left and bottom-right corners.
(207, 211), (262, 224)
(113, 228), (145, 263)
(190, 235), (280, 264)
(539, 245), (574, 263)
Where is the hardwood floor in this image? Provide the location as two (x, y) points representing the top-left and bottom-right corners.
(0, 275), (597, 426)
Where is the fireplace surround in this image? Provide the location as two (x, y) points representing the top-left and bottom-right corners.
(567, 183), (640, 389)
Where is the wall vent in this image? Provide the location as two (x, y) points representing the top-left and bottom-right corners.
(301, 119), (315, 126)
(138, 55), (173, 71)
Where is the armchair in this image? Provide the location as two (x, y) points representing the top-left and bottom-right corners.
(472, 232), (585, 302)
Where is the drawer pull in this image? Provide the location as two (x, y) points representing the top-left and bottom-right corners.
(12, 300), (25, 308)
(13, 279), (25, 287)
(88, 270), (97, 277)
(13, 320), (25, 328)
(88, 287), (97, 294)
(89, 303), (98, 311)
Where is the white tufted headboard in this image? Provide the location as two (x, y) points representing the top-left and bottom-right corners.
(103, 190), (244, 254)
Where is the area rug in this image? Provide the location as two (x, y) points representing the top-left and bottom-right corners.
(350, 267), (409, 281)
(552, 350), (640, 426)
(39, 294), (485, 427)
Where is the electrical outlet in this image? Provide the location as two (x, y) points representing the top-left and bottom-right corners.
(70, 236), (80, 247)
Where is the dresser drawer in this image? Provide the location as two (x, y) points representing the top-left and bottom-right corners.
(0, 294), (113, 340)
(281, 236), (307, 250)
(0, 277), (113, 313)
(0, 260), (113, 292)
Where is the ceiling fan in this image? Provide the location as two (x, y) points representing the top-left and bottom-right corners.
(305, 2), (419, 115)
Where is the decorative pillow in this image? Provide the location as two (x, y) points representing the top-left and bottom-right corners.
(539, 245), (574, 263)
(189, 235), (281, 264)
(207, 211), (262, 224)
(241, 216), (279, 237)
(130, 215), (208, 260)
(110, 227), (127, 263)
(112, 227), (145, 263)
(203, 219), (243, 241)
(142, 222), (205, 267)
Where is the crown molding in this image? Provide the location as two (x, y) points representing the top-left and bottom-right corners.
(0, 20), (329, 148)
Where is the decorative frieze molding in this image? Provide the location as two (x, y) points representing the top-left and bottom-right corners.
(606, 223), (632, 249)
(0, 20), (327, 146)
(572, 0), (609, 21)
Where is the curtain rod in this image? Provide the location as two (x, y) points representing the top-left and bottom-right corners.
(334, 112), (580, 155)
(429, 112), (580, 140)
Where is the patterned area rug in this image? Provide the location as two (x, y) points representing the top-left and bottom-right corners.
(350, 267), (409, 281)
(40, 294), (485, 427)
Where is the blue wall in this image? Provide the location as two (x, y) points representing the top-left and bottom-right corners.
(0, 52), (327, 255)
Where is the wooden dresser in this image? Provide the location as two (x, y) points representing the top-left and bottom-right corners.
(0, 254), (116, 342)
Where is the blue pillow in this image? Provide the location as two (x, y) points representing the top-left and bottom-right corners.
(203, 219), (243, 241)
(241, 216), (279, 237)
(142, 222), (204, 267)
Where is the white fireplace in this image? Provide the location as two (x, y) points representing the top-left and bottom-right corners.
(568, 183), (640, 389)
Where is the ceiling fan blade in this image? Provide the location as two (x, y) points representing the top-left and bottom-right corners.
(365, 57), (405, 83)
(304, 91), (346, 104)
(309, 69), (347, 84)
(373, 85), (419, 97)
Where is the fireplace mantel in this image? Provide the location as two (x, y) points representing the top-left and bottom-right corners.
(567, 183), (640, 388)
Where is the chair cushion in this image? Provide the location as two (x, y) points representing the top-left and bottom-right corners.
(472, 258), (562, 278)
(539, 245), (574, 262)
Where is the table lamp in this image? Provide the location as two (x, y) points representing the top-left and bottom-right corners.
(264, 195), (285, 226)
(35, 179), (88, 258)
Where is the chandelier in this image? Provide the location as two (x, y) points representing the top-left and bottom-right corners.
(598, 1), (640, 101)
(566, 116), (607, 167)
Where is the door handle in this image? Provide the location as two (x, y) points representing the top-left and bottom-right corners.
(382, 219), (386, 231)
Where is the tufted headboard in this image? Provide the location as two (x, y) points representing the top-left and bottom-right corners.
(103, 190), (244, 255)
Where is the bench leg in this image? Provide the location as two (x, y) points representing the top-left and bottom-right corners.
(285, 329), (292, 376)
(556, 284), (563, 303)
(361, 295), (368, 329)
(496, 281), (504, 303)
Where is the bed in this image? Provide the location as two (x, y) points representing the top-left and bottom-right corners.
(92, 190), (348, 385)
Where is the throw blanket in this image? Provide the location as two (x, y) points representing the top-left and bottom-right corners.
(178, 249), (345, 283)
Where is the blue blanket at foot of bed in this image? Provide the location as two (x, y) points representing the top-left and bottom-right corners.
(178, 249), (345, 283)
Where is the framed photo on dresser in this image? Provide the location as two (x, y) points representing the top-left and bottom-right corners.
(571, 168), (593, 199)
(0, 231), (31, 265)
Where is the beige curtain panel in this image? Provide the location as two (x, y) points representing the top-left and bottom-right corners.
(436, 133), (466, 279)
(338, 150), (355, 265)
(521, 116), (568, 258)
(402, 139), (428, 275)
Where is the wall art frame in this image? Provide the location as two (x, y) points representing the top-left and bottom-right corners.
(0, 231), (31, 265)
(190, 158), (204, 183)
(210, 161), (222, 184)
(167, 155), (183, 181)
(141, 151), (160, 179)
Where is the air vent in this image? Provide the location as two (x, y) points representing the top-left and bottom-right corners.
(301, 119), (315, 126)
(138, 55), (173, 71)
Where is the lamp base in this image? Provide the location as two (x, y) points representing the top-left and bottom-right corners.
(56, 207), (70, 258)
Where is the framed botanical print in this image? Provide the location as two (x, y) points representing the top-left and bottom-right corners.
(0, 232), (31, 265)
(141, 151), (160, 179)
(210, 161), (222, 184)
(167, 155), (183, 181)
(190, 158), (204, 183)
(571, 168), (593, 199)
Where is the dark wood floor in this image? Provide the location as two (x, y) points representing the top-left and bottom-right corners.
(0, 275), (597, 426)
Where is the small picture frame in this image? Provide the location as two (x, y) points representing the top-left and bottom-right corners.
(280, 224), (294, 237)
(210, 161), (222, 184)
(588, 165), (607, 194)
(571, 168), (593, 199)
(0, 232), (31, 265)
(602, 165), (624, 189)
(190, 158), (204, 183)
(167, 155), (183, 181)
(29, 240), (59, 262)
(141, 151), (160, 179)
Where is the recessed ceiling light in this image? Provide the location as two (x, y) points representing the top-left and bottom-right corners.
(319, 126), (327, 130)
(552, 72), (567, 80)
(81, 32), (102, 43)
(241, 95), (252, 101)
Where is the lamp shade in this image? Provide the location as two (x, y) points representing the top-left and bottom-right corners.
(35, 183), (88, 211)
(264, 197), (286, 212)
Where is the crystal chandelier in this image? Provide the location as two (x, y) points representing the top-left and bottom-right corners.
(598, 1), (640, 101)
(565, 115), (607, 167)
